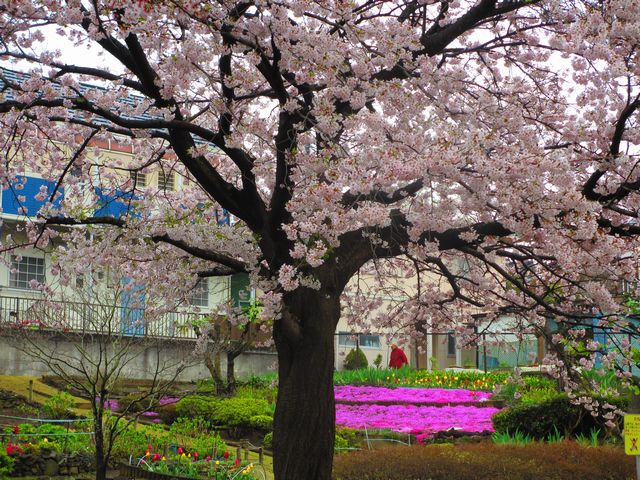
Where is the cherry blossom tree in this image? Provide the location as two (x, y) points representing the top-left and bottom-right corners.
(1, 1), (640, 478)
(193, 299), (268, 395)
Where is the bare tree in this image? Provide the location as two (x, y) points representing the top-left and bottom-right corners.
(3, 277), (189, 480)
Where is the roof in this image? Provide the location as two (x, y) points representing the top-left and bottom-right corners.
(0, 66), (155, 127)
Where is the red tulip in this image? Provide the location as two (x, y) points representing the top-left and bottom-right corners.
(223, 451), (229, 459)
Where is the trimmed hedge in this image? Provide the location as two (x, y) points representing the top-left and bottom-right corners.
(332, 443), (634, 480)
(249, 415), (273, 431)
(344, 348), (368, 370)
(492, 394), (626, 439)
(175, 395), (215, 418)
(176, 395), (271, 428)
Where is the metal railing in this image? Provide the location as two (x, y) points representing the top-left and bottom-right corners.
(0, 295), (207, 340)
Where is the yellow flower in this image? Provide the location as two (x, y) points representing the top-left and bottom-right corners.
(215, 461), (220, 466)
(187, 453), (191, 458)
(181, 453), (186, 458)
(161, 456), (166, 461)
(43, 438), (48, 443)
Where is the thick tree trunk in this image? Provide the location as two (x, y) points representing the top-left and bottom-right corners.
(272, 289), (339, 480)
(204, 350), (225, 395)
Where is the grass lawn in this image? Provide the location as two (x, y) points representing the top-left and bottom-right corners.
(0, 375), (90, 413)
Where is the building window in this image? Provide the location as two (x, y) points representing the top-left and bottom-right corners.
(9, 255), (45, 289)
(158, 171), (175, 191)
(359, 334), (381, 348)
(621, 279), (636, 296)
(447, 333), (456, 356)
(190, 278), (209, 307)
(129, 171), (147, 188)
(337, 332), (380, 348)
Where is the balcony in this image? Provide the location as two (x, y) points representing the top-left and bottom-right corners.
(0, 295), (205, 340)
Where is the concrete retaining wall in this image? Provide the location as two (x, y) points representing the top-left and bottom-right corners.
(0, 334), (277, 383)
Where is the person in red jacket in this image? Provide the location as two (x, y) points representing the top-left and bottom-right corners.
(389, 344), (409, 369)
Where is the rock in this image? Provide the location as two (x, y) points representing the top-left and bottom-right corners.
(43, 458), (60, 476)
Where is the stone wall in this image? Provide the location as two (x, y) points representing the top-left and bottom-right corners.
(10, 451), (94, 477)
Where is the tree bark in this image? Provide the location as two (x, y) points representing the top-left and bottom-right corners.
(272, 289), (340, 480)
(227, 351), (237, 395)
(204, 349), (225, 395)
(94, 411), (108, 480)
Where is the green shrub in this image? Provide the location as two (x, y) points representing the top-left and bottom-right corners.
(263, 432), (273, 449)
(518, 388), (565, 406)
(334, 433), (349, 453)
(336, 428), (359, 449)
(170, 417), (212, 437)
(41, 391), (76, 419)
(492, 395), (625, 439)
(373, 354), (383, 369)
(344, 348), (368, 370)
(31, 423), (92, 453)
(0, 449), (14, 480)
(168, 419), (228, 457)
(176, 396), (270, 429)
(157, 403), (178, 425)
(212, 398), (270, 427)
(492, 375), (559, 406)
(335, 428), (360, 453)
(332, 443), (634, 480)
(110, 424), (151, 461)
(249, 415), (273, 431)
(176, 395), (217, 419)
(191, 432), (227, 458)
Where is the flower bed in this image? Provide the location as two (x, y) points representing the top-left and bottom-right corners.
(334, 386), (492, 405)
(335, 404), (499, 443)
(334, 385), (500, 443)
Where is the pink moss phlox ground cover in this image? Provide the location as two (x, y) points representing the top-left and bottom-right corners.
(335, 404), (499, 443)
(334, 386), (492, 404)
